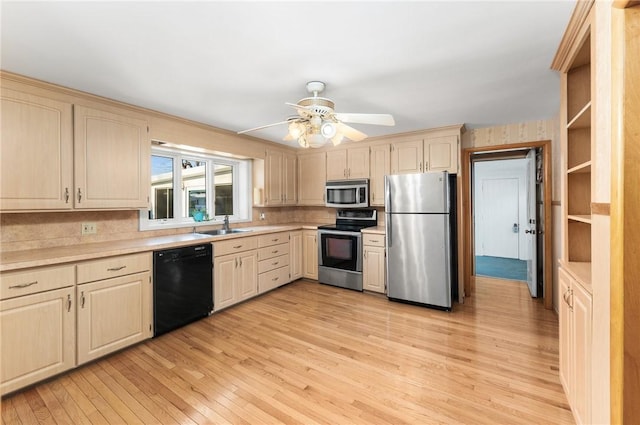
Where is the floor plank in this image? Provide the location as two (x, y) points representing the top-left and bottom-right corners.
(1, 278), (574, 424)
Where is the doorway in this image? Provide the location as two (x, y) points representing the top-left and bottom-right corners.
(473, 159), (528, 282)
(461, 140), (552, 309)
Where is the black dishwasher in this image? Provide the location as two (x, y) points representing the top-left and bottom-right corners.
(153, 243), (213, 336)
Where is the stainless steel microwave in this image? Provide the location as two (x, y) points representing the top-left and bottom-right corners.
(325, 179), (369, 208)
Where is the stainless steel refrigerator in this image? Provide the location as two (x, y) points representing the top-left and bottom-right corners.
(385, 172), (457, 310)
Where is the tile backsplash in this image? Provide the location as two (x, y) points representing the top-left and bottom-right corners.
(0, 206), (384, 252)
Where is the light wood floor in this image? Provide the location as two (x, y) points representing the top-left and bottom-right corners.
(1, 277), (574, 425)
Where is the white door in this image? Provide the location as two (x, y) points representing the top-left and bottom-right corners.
(478, 177), (519, 259)
(525, 149), (538, 297)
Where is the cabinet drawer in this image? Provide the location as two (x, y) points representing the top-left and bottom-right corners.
(258, 232), (289, 247)
(257, 242), (289, 261)
(258, 254), (289, 274)
(1, 264), (75, 300)
(363, 234), (385, 247)
(77, 253), (151, 284)
(214, 236), (258, 257)
(258, 266), (289, 293)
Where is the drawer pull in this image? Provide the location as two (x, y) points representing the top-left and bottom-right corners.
(81, 291), (86, 308)
(272, 250), (279, 254)
(271, 238), (279, 242)
(9, 280), (38, 289)
(272, 277), (279, 282)
(67, 294), (72, 312)
(272, 262), (279, 266)
(107, 266), (127, 271)
(369, 239), (379, 243)
(233, 245), (243, 249)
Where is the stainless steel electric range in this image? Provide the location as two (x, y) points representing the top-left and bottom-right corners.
(317, 209), (378, 291)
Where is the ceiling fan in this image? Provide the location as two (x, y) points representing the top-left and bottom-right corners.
(237, 81), (395, 148)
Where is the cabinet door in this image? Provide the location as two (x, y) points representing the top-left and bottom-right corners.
(391, 140), (423, 174)
(77, 272), (151, 365)
(558, 268), (572, 395)
(347, 146), (370, 179)
(289, 231), (303, 281)
(572, 280), (592, 425)
(298, 152), (327, 205)
(214, 254), (237, 310)
(425, 135), (458, 173)
(265, 150), (284, 206)
(363, 246), (386, 293)
(237, 252), (258, 301)
(302, 230), (318, 280)
(369, 144), (390, 206)
(74, 105), (150, 209)
(1, 88), (73, 210)
(1, 287), (75, 395)
(283, 153), (297, 205)
(326, 149), (348, 180)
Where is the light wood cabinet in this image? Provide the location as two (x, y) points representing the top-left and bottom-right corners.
(391, 136), (458, 175)
(289, 231), (303, 281)
(425, 135), (458, 173)
(559, 267), (592, 425)
(302, 230), (318, 280)
(74, 105), (150, 209)
(369, 144), (390, 206)
(213, 236), (258, 310)
(362, 234), (385, 293)
(297, 151), (327, 205)
(264, 150), (297, 206)
(0, 88), (74, 210)
(326, 147), (370, 180)
(76, 271), (151, 365)
(257, 232), (289, 293)
(76, 253), (152, 365)
(1, 264), (76, 396)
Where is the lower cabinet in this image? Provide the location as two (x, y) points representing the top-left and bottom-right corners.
(213, 236), (258, 311)
(0, 286), (75, 395)
(76, 271), (152, 365)
(257, 232), (290, 293)
(76, 253), (152, 365)
(289, 231), (303, 281)
(363, 233), (386, 293)
(302, 229), (318, 280)
(559, 267), (592, 425)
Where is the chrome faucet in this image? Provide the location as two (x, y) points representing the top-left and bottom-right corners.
(223, 215), (230, 231)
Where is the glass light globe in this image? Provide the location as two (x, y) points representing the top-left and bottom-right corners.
(308, 133), (326, 148)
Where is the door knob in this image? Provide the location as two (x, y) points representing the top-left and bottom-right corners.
(525, 229), (536, 234)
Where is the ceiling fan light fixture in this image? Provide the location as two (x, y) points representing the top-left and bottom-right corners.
(308, 132), (326, 148)
(298, 134), (309, 148)
(288, 121), (304, 139)
(320, 121), (336, 138)
(331, 133), (344, 146)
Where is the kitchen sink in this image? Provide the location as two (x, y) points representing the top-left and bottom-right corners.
(197, 228), (253, 236)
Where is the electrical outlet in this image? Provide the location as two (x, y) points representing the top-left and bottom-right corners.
(81, 222), (97, 235)
(259, 212), (265, 220)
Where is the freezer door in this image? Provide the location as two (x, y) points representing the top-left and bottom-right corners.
(385, 212), (451, 308)
(385, 172), (449, 213)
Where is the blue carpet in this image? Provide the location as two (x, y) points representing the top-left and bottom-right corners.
(475, 256), (527, 281)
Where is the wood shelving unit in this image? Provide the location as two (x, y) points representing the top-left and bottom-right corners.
(563, 34), (592, 285)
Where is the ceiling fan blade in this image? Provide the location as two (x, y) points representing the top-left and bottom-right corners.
(237, 120), (290, 134)
(336, 122), (367, 142)
(334, 113), (395, 126)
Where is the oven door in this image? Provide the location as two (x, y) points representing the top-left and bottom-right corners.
(318, 229), (362, 272)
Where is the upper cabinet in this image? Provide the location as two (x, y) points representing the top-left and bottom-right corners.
(74, 105), (150, 209)
(0, 88), (74, 210)
(369, 144), (390, 206)
(298, 151), (327, 205)
(263, 149), (297, 206)
(326, 146), (370, 180)
(390, 134), (459, 175)
(0, 81), (151, 212)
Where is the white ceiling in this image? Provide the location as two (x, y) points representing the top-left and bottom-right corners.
(1, 1), (575, 148)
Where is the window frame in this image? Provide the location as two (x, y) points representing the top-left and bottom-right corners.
(140, 146), (252, 231)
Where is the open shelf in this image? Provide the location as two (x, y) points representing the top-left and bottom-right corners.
(567, 102), (591, 129)
(568, 214), (592, 224)
(568, 160), (591, 174)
